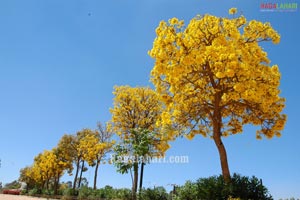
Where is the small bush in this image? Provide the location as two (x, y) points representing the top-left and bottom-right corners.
(28, 188), (40, 196)
(139, 186), (169, 200)
(175, 180), (198, 200)
(42, 189), (54, 195)
(62, 188), (77, 199)
(78, 186), (94, 200)
(114, 188), (132, 200)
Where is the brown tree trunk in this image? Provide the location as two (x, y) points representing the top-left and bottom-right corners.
(213, 133), (231, 183)
(93, 160), (100, 190)
(213, 92), (231, 183)
(132, 163), (139, 200)
(54, 175), (60, 195)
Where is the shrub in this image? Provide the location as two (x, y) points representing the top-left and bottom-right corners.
(62, 188), (77, 200)
(93, 185), (115, 199)
(139, 186), (169, 200)
(42, 189), (54, 195)
(229, 173), (273, 200)
(174, 181), (198, 200)
(114, 188), (132, 200)
(174, 173), (273, 200)
(78, 186), (95, 200)
(28, 188), (40, 196)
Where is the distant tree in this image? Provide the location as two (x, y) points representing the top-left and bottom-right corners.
(57, 131), (88, 190)
(4, 180), (21, 189)
(80, 123), (115, 189)
(19, 167), (36, 190)
(149, 8), (286, 182)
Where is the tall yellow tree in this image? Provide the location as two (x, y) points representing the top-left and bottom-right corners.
(79, 124), (114, 190)
(148, 8), (286, 182)
(110, 86), (166, 200)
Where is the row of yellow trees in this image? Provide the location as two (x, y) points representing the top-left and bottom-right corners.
(20, 7), (286, 200)
(19, 125), (114, 194)
(19, 86), (166, 200)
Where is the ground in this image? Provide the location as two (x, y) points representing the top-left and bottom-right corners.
(0, 194), (57, 200)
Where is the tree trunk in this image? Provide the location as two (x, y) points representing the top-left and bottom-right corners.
(54, 175), (60, 195)
(46, 179), (49, 190)
(78, 161), (85, 188)
(73, 160), (80, 190)
(213, 100), (231, 183)
(93, 160), (100, 190)
(132, 163), (139, 200)
(213, 134), (231, 183)
(139, 162), (145, 192)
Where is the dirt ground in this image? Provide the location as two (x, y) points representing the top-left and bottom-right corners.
(0, 194), (57, 200)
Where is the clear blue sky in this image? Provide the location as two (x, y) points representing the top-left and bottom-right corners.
(0, 0), (299, 199)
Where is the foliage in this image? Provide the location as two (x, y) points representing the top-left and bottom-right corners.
(112, 128), (160, 174)
(149, 7), (286, 181)
(174, 174), (273, 200)
(62, 188), (77, 197)
(114, 188), (132, 200)
(28, 188), (40, 196)
(139, 186), (169, 200)
(78, 186), (94, 200)
(110, 86), (169, 153)
(4, 180), (21, 189)
(173, 181), (198, 200)
(77, 185), (131, 200)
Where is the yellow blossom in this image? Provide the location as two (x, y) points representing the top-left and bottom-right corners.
(229, 8), (237, 15)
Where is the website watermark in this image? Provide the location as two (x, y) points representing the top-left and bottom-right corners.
(260, 2), (298, 12)
(110, 154), (189, 164)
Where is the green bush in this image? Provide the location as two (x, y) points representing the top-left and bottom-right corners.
(28, 188), (40, 196)
(114, 188), (132, 200)
(78, 186), (94, 200)
(174, 173), (273, 200)
(229, 173), (273, 200)
(139, 186), (169, 200)
(42, 189), (54, 195)
(174, 181), (198, 200)
(20, 190), (27, 195)
(62, 188), (78, 200)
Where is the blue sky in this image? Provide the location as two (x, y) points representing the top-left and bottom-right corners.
(0, 0), (299, 199)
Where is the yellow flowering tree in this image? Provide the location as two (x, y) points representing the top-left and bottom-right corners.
(110, 86), (165, 200)
(19, 166), (39, 190)
(57, 130), (90, 190)
(79, 123), (115, 189)
(149, 8), (286, 182)
(23, 149), (69, 191)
